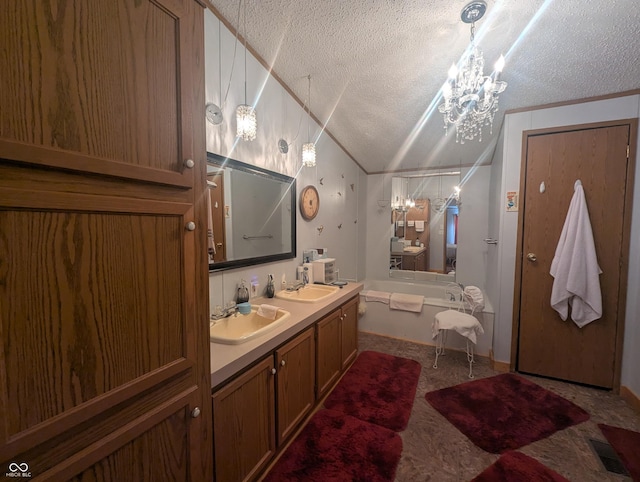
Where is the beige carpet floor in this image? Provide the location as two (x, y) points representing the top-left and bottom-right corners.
(359, 331), (640, 481)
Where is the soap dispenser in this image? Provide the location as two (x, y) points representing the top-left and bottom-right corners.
(236, 279), (249, 304)
(266, 274), (275, 298)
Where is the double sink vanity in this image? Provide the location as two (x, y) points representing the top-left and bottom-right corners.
(210, 282), (362, 482)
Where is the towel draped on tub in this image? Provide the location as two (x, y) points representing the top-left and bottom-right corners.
(364, 290), (391, 304)
(389, 293), (424, 313)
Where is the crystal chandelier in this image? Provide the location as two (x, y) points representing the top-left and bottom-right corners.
(439, 1), (507, 143)
(302, 75), (316, 167)
(236, 0), (257, 141)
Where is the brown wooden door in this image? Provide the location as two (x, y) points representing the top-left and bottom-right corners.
(0, 1), (212, 480)
(316, 309), (342, 399)
(275, 327), (316, 445)
(212, 357), (276, 482)
(516, 121), (635, 388)
(340, 297), (359, 370)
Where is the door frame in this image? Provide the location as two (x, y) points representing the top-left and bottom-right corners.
(510, 118), (638, 392)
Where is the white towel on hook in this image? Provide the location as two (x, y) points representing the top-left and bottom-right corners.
(550, 180), (602, 327)
(415, 220), (425, 232)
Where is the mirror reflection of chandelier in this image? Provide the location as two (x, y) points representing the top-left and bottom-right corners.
(438, 1), (507, 144)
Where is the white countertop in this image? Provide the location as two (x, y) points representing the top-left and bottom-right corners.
(210, 282), (363, 389)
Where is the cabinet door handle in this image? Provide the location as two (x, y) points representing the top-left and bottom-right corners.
(280, 359), (286, 367)
(270, 368), (276, 375)
(191, 407), (201, 418)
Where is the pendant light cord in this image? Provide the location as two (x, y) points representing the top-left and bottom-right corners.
(307, 74), (311, 142)
(243, 0), (248, 105)
(222, 0), (243, 109)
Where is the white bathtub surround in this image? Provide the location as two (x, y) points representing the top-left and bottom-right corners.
(359, 279), (494, 357)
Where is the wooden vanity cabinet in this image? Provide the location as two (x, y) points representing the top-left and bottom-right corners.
(212, 357), (276, 482)
(340, 296), (359, 370)
(212, 326), (315, 482)
(316, 309), (343, 399)
(316, 295), (359, 398)
(276, 328), (316, 445)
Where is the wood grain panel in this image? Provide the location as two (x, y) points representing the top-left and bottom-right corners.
(276, 328), (315, 445)
(517, 124), (631, 387)
(341, 297), (359, 370)
(316, 309), (342, 399)
(212, 357), (276, 482)
(0, 210), (185, 435)
(0, 1), (187, 177)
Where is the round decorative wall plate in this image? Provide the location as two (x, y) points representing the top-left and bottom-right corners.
(205, 103), (223, 125)
(299, 185), (320, 221)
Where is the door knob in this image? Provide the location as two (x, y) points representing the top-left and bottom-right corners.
(191, 407), (201, 418)
(280, 359), (286, 367)
(527, 253), (537, 262)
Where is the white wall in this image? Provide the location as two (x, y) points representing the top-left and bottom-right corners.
(204, 11), (366, 308)
(364, 166), (491, 288)
(490, 94), (640, 396)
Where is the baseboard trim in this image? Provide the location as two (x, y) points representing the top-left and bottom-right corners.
(620, 385), (640, 414)
(489, 349), (511, 373)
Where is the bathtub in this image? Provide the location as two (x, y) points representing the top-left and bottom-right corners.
(359, 279), (494, 356)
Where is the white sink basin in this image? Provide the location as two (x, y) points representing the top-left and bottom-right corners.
(275, 284), (340, 303)
(210, 306), (290, 345)
(403, 246), (423, 253)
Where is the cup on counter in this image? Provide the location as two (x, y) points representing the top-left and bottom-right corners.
(237, 302), (251, 315)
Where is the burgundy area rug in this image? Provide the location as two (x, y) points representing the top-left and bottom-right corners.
(424, 373), (589, 453)
(323, 350), (422, 431)
(263, 409), (402, 482)
(471, 451), (570, 482)
(599, 423), (640, 481)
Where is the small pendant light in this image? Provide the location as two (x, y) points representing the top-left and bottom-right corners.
(302, 74), (316, 167)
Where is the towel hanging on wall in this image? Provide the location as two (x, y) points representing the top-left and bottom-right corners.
(415, 220), (425, 232)
(550, 180), (602, 327)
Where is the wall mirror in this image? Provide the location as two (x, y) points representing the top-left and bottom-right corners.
(207, 152), (296, 272)
(390, 172), (460, 280)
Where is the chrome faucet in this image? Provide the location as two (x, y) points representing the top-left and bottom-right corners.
(287, 280), (306, 292)
(211, 302), (238, 321)
(446, 290), (456, 302)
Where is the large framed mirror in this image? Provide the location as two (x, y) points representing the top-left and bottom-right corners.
(390, 172), (460, 279)
(206, 152), (296, 272)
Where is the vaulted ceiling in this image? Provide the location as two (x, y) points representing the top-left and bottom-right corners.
(206, 0), (640, 173)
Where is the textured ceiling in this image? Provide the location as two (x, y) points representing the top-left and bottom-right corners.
(206, 0), (640, 173)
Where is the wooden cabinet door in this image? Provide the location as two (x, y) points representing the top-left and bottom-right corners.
(316, 309), (342, 399)
(0, 1), (211, 480)
(340, 297), (359, 370)
(212, 357), (276, 482)
(275, 327), (316, 445)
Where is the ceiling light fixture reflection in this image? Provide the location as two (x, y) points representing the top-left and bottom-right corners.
(439, 1), (507, 143)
